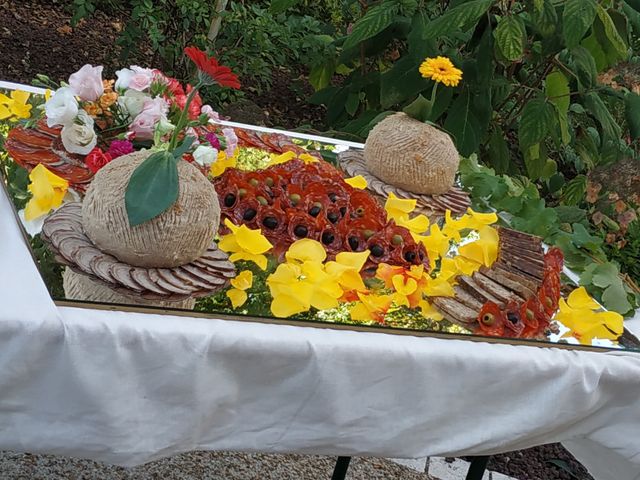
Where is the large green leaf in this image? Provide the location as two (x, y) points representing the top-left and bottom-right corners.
(408, 11), (436, 58)
(563, 0), (597, 48)
(309, 60), (336, 91)
(379, 55), (429, 108)
(443, 88), (482, 157)
(518, 98), (555, 149)
(625, 92), (640, 140)
(424, 0), (495, 40)
(487, 127), (510, 174)
(530, 0), (558, 37)
(581, 32), (608, 71)
(595, 6), (628, 60)
(125, 151), (179, 227)
(343, 3), (399, 51)
(569, 46), (598, 89)
(269, 0), (300, 14)
(584, 92), (622, 144)
(545, 70), (570, 145)
(494, 15), (526, 61)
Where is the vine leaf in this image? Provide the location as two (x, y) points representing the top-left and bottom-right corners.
(545, 70), (571, 145)
(563, 0), (597, 48)
(125, 150), (179, 227)
(518, 98), (555, 150)
(625, 92), (640, 140)
(444, 88), (482, 157)
(343, 3), (399, 51)
(494, 15), (526, 61)
(424, 0), (495, 39)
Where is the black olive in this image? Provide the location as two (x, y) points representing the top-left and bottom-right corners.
(339, 206), (347, 216)
(243, 208), (257, 221)
(223, 193), (236, 207)
(321, 231), (335, 245)
(348, 236), (359, 250)
(370, 244), (384, 257)
(327, 212), (339, 224)
(263, 216), (278, 229)
(507, 312), (520, 324)
(404, 251), (416, 262)
(328, 192), (337, 202)
(293, 225), (308, 237)
(309, 206), (321, 217)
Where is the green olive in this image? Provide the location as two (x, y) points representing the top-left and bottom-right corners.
(363, 229), (374, 239)
(257, 196), (268, 206)
(249, 178), (259, 186)
(481, 313), (495, 326)
(526, 309), (535, 321)
(392, 234), (403, 245)
(265, 177), (274, 187)
(289, 193), (301, 205)
(238, 188), (247, 198)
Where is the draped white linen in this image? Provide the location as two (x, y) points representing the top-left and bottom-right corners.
(1, 153), (640, 480)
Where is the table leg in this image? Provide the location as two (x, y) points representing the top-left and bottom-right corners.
(465, 455), (491, 480)
(331, 456), (352, 480)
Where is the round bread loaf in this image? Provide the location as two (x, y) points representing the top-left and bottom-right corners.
(364, 112), (460, 195)
(82, 150), (220, 268)
(62, 268), (196, 309)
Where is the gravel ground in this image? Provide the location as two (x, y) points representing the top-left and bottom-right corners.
(0, 451), (434, 480)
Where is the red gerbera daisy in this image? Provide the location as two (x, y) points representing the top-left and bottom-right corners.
(184, 46), (241, 89)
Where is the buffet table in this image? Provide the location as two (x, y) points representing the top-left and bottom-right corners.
(1, 182), (640, 479)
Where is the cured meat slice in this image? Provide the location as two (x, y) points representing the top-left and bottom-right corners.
(457, 275), (505, 308)
(431, 297), (478, 325)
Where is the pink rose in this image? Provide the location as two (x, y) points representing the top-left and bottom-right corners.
(222, 127), (238, 157)
(201, 105), (220, 122)
(129, 97), (169, 140)
(128, 66), (155, 91)
(107, 139), (135, 158)
(68, 64), (104, 101)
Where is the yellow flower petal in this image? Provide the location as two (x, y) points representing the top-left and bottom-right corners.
(418, 299), (444, 321)
(218, 234), (240, 253)
(236, 226), (273, 254)
(392, 274), (418, 295)
(24, 164), (68, 221)
(229, 252), (269, 270)
(230, 270), (253, 291)
(299, 153), (318, 164)
(397, 214), (430, 234)
(334, 249), (370, 271)
(467, 208), (498, 229)
(226, 288), (248, 308)
(271, 293), (309, 318)
(0, 104), (11, 120)
(0, 93), (10, 104)
(567, 287), (601, 311)
(416, 223), (451, 259)
(12, 90), (30, 104)
(344, 175), (368, 189)
(269, 151), (296, 166)
(423, 277), (455, 297)
(384, 192), (416, 220)
(458, 226), (499, 267)
(285, 238), (326, 263)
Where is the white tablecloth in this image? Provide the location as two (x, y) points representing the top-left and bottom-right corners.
(1, 186), (640, 480)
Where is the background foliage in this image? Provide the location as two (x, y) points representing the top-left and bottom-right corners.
(56, 0), (640, 314)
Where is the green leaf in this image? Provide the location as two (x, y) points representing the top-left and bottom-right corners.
(584, 92), (622, 144)
(602, 281), (633, 314)
(581, 32), (608, 72)
(125, 151), (179, 227)
(571, 223), (602, 251)
(545, 70), (570, 145)
(269, 0), (300, 14)
(444, 88), (482, 157)
(519, 98), (555, 149)
(554, 205), (586, 224)
(345, 92), (360, 116)
(530, 0), (558, 37)
(592, 262), (620, 288)
(172, 136), (195, 160)
(563, 0), (597, 48)
(403, 94), (433, 122)
(424, 0), (495, 40)
(343, 3), (399, 51)
(408, 11), (436, 58)
(309, 60), (336, 91)
(494, 15), (526, 61)
(562, 174), (587, 206)
(380, 55), (429, 108)
(569, 46), (598, 89)
(487, 127), (510, 174)
(595, 6), (628, 60)
(624, 92), (640, 140)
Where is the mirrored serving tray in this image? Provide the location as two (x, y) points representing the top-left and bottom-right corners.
(1, 84), (638, 353)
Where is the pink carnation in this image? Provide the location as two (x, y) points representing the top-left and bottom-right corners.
(107, 140), (135, 158)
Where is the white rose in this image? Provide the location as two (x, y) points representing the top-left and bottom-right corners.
(45, 87), (79, 127)
(68, 64), (104, 101)
(61, 110), (97, 155)
(193, 145), (218, 167)
(115, 68), (135, 91)
(117, 89), (150, 119)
